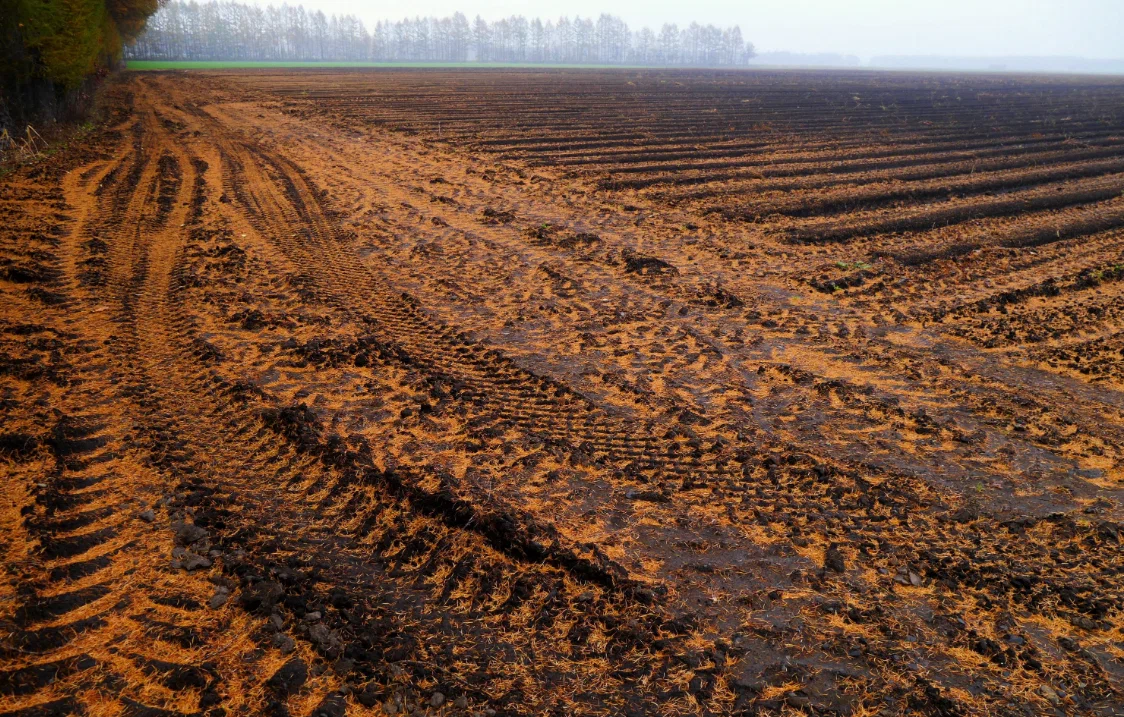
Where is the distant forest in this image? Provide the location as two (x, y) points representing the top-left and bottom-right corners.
(126, 2), (756, 66)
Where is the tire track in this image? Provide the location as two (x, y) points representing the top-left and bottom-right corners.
(69, 78), (783, 716)
(0, 111), (239, 717)
(196, 102), (732, 485)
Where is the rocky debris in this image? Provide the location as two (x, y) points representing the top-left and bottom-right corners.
(259, 403), (321, 451)
(170, 544), (211, 571)
(824, 543), (846, 573)
(311, 692), (347, 717)
(239, 580), (284, 613)
(698, 285), (745, 309)
(1039, 684), (1061, 705)
(481, 207), (515, 224)
(183, 553), (212, 571)
(894, 569), (925, 587)
(137, 509), (155, 523)
(172, 521), (209, 546)
(208, 586), (230, 609)
(621, 248), (677, 275)
(330, 658), (354, 676)
(625, 488), (669, 503)
(308, 623), (343, 659)
(357, 684), (382, 707)
(949, 503), (980, 523)
(272, 633), (296, 654)
(266, 658), (307, 697)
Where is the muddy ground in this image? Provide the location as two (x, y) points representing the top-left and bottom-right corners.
(1, 69), (1123, 716)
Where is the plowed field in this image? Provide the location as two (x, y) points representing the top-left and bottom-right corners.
(2, 68), (1124, 716)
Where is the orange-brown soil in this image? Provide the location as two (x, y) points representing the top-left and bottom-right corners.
(1, 69), (1123, 716)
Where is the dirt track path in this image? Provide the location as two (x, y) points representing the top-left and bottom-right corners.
(1, 72), (1123, 716)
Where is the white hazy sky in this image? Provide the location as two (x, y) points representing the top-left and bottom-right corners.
(246, 0), (1123, 59)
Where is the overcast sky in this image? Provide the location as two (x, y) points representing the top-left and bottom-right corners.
(249, 0), (1122, 59)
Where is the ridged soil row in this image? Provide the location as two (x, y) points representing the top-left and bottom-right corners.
(778, 244), (1124, 479)
(784, 173), (1124, 244)
(562, 131), (1124, 174)
(596, 132), (1124, 189)
(800, 205), (1124, 331)
(662, 141), (1124, 203)
(723, 156), (1124, 222)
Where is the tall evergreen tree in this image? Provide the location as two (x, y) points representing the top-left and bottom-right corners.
(1, 0), (161, 127)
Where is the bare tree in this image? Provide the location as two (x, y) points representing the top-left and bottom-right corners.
(127, 2), (757, 67)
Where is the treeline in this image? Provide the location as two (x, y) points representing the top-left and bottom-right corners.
(126, 2), (756, 66)
(1, 0), (159, 129)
